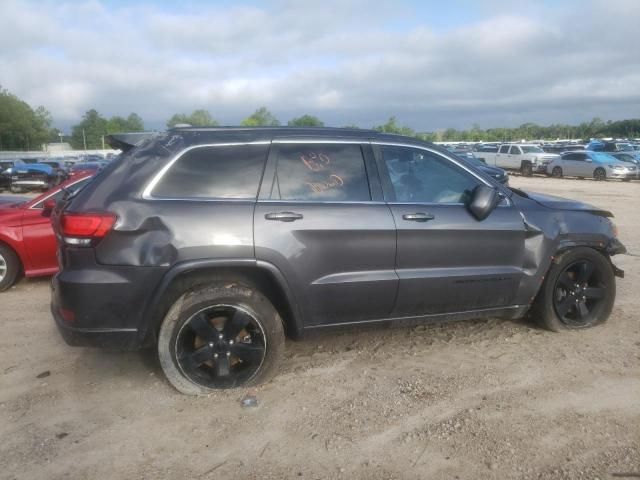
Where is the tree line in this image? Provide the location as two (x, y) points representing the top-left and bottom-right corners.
(2, 86), (640, 151)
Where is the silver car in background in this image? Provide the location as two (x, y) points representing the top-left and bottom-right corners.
(547, 151), (639, 181)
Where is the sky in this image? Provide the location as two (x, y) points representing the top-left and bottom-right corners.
(1, 0), (639, 132)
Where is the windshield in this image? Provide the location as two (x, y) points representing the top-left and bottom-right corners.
(521, 146), (544, 153)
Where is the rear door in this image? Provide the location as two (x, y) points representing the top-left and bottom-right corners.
(375, 143), (526, 317)
(254, 140), (398, 327)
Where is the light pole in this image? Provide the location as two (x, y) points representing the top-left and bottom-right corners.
(58, 132), (63, 144)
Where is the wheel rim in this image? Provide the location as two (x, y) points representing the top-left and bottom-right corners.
(553, 260), (607, 327)
(174, 304), (267, 389)
(552, 167), (562, 177)
(0, 253), (6, 282)
(595, 169), (605, 180)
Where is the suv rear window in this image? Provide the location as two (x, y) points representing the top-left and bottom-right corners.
(152, 144), (268, 199)
(272, 143), (370, 201)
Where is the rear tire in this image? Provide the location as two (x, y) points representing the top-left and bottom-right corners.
(531, 247), (615, 332)
(158, 278), (285, 395)
(0, 244), (20, 292)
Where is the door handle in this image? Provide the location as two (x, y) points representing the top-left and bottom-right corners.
(265, 212), (304, 222)
(402, 212), (435, 222)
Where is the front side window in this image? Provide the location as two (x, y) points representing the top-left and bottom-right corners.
(272, 144), (370, 201)
(152, 144), (268, 199)
(382, 146), (479, 204)
(563, 153), (582, 161)
(499, 145), (509, 154)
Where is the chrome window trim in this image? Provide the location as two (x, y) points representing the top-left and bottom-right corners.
(28, 177), (90, 210)
(142, 141), (271, 200)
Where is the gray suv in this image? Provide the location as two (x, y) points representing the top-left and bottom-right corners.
(51, 127), (626, 394)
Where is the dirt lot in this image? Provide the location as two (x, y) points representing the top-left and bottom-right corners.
(0, 176), (638, 480)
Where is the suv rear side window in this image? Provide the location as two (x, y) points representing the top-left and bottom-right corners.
(152, 144), (268, 199)
(272, 143), (371, 201)
(382, 146), (479, 203)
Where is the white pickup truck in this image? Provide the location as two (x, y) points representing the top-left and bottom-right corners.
(476, 144), (560, 176)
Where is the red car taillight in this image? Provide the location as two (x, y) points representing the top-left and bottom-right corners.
(60, 212), (117, 246)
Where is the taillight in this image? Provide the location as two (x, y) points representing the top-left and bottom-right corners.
(60, 212), (117, 246)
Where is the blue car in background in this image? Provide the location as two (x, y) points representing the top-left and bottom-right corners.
(9, 163), (57, 193)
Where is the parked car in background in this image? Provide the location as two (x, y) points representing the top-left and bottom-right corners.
(448, 145), (475, 159)
(9, 163), (58, 193)
(472, 144), (499, 162)
(542, 143), (585, 154)
(67, 161), (107, 180)
(588, 141), (636, 153)
(50, 127), (625, 394)
(482, 144), (559, 176)
(0, 160), (21, 191)
(547, 151), (639, 181)
(0, 175), (93, 291)
(464, 155), (509, 184)
(42, 159), (69, 184)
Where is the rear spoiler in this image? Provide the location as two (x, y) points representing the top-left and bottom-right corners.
(105, 132), (157, 152)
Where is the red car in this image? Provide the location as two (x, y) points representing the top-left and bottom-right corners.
(67, 162), (107, 180)
(0, 175), (92, 291)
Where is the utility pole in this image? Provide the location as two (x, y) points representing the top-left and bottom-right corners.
(82, 129), (87, 150)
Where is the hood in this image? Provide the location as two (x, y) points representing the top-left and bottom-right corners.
(523, 190), (612, 217)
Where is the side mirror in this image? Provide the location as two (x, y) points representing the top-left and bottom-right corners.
(468, 185), (501, 221)
(42, 199), (57, 213)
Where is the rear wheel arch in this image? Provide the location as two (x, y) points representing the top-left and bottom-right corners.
(143, 263), (304, 345)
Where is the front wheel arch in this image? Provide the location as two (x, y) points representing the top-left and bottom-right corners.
(531, 246), (615, 331)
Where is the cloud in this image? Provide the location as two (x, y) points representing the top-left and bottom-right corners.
(1, 0), (639, 131)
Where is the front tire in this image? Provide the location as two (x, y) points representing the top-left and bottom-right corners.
(158, 279), (285, 395)
(521, 161), (533, 177)
(531, 247), (615, 332)
(594, 168), (606, 181)
(0, 244), (20, 292)
(551, 166), (563, 178)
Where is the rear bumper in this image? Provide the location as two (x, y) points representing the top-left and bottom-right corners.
(52, 303), (140, 349)
(50, 250), (166, 349)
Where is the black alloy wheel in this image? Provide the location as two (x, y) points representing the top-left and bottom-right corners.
(175, 305), (266, 389)
(552, 260), (607, 328)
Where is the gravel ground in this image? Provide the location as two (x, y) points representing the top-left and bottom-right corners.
(0, 176), (638, 480)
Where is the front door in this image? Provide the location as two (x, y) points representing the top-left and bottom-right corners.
(254, 141), (398, 327)
(375, 144), (526, 317)
(21, 207), (57, 274)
